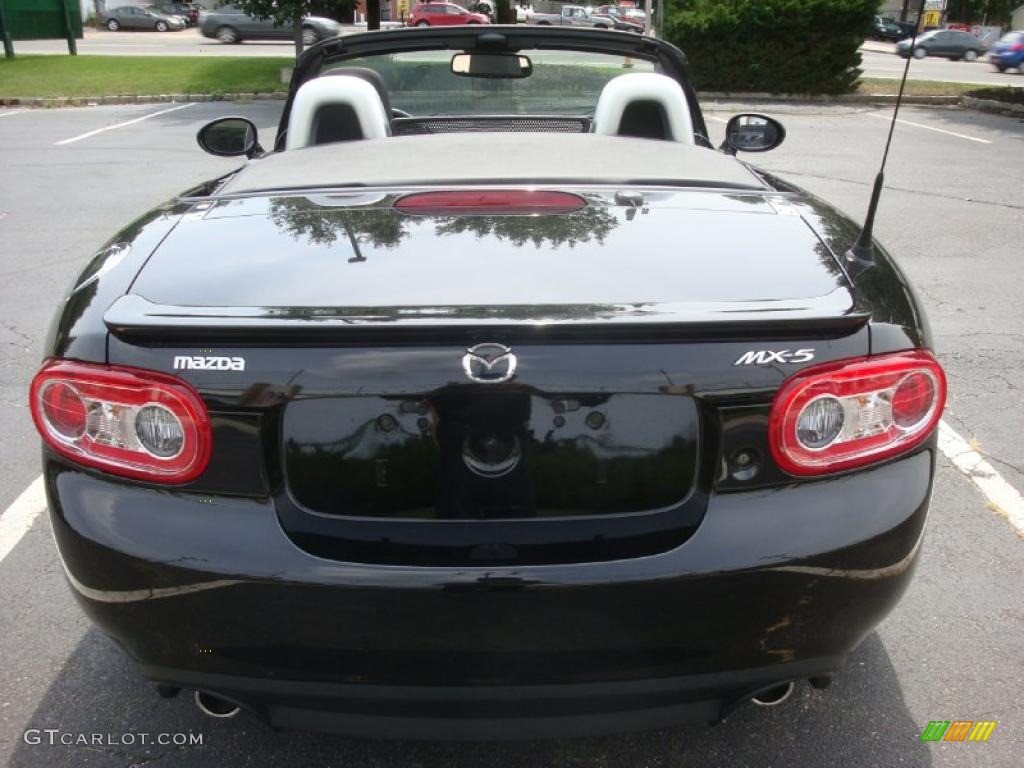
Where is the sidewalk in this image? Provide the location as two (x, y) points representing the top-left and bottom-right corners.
(862, 40), (897, 54)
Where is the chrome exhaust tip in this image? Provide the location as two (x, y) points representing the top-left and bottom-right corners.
(751, 681), (795, 707)
(194, 690), (241, 718)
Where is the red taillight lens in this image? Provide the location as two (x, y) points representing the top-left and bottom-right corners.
(30, 360), (211, 484)
(769, 350), (946, 476)
(394, 190), (586, 216)
(41, 382), (88, 439)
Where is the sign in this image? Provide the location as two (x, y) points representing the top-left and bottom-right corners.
(921, 9), (942, 26)
(971, 25), (1002, 45)
(0, 0), (82, 56)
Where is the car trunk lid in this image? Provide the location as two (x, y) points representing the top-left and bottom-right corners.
(105, 188), (869, 565)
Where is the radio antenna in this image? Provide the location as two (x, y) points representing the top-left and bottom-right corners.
(846, 0), (925, 274)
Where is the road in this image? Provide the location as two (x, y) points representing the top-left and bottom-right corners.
(13, 29), (1024, 86)
(11, 25), (386, 57)
(860, 42), (1021, 86)
(1, 101), (1023, 766)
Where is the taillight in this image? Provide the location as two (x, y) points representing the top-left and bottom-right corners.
(394, 190), (586, 215)
(769, 350), (946, 476)
(30, 360), (211, 484)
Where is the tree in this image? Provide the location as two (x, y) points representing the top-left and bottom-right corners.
(493, 0), (516, 23)
(366, 0), (381, 29)
(235, 0), (313, 56)
(235, 0), (357, 55)
(663, 0), (877, 94)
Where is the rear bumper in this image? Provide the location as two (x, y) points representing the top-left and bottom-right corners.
(988, 52), (1024, 66)
(46, 448), (935, 737)
(143, 656), (842, 739)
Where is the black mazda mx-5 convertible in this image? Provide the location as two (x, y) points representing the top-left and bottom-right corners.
(31, 27), (946, 738)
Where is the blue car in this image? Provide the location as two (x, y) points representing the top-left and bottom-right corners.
(988, 30), (1024, 72)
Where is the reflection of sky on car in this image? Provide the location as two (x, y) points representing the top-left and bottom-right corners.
(324, 50), (655, 116)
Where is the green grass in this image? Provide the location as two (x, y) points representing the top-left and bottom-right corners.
(857, 78), (989, 97)
(0, 55), (289, 98)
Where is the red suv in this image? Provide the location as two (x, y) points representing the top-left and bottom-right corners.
(408, 2), (489, 26)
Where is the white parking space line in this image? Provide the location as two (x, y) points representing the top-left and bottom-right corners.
(54, 102), (195, 146)
(866, 112), (992, 145)
(0, 109), (27, 118)
(0, 475), (45, 565)
(938, 420), (1024, 539)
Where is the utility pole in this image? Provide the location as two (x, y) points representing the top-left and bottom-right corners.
(59, 0), (77, 54)
(1, 0), (15, 58)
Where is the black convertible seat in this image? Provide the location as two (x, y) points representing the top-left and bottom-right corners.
(311, 104), (363, 144)
(617, 100), (672, 140)
(287, 67), (395, 147)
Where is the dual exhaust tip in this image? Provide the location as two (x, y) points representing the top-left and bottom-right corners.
(194, 690), (241, 719)
(187, 675), (822, 722)
(750, 681), (795, 707)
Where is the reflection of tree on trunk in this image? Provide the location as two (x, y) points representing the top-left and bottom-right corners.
(268, 195), (621, 255)
(269, 198), (410, 250)
(797, 196), (922, 335)
(345, 221), (366, 263)
(432, 205), (619, 249)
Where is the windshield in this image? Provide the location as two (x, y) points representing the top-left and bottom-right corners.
(322, 51), (656, 117)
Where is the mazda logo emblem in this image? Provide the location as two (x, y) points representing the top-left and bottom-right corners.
(462, 343), (517, 384)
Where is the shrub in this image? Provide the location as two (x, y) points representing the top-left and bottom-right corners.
(663, 0), (877, 94)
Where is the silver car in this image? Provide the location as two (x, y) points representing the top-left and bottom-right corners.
(526, 5), (615, 29)
(103, 6), (186, 31)
(199, 5), (341, 45)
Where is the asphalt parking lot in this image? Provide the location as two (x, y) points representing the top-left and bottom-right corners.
(0, 101), (1022, 767)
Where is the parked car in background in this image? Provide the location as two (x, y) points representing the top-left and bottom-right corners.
(617, 6), (646, 29)
(592, 5), (644, 32)
(408, 2), (490, 25)
(895, 21), (917, 38)
(987, 30), (1024, 71)
(468, 0), (494, 20)
(515, 3), (534, 22)
(896, 28), (985, 60)
(871, 15), (904, 41)
(102, 5), (186, 31)
(199, 5), (342, 44)
(526, 4), (615, 28)
(152, 2), (199, 26)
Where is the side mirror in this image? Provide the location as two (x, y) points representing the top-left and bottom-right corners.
(721, 114), (786, 155)
(196, 117), (262, 158)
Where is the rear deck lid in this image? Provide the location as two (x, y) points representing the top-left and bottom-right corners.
(104, 188), (870, 565)
(111, 188), (859, 336)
